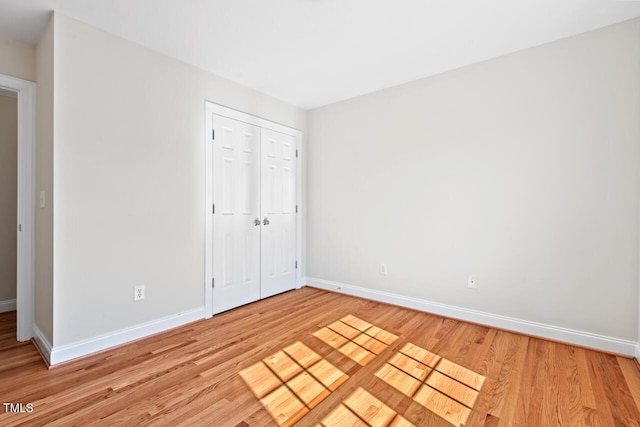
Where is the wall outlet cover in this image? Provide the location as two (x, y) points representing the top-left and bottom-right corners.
(468, 275), (478, 290)
(134, 285), (145, 301)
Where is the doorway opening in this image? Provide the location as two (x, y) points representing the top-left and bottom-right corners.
(0, 90), (17, 348)
(0, 74), (36, 342)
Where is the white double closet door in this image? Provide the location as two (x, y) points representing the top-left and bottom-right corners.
(212, 114), (297, 314)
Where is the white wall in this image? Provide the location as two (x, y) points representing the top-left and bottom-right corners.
(307, 19), (640, 341)
(35, 16), (55, 344)
(51, 14), (306, 347)
(0, 33), (36, 311)
(0, 35), (36, 82)
(0, 94), (17, 303)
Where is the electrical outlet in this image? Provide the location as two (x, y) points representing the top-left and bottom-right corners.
(380, 264), (388, 275)
(134, 285), (145, 301)
(468, 275), (478, 290)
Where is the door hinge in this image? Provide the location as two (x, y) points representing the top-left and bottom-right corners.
(212, 129), (215, 140)
(212, 278), (215, 288)
(18, 224), (21, 232)
(296, 205), (298, 213)
(212, 203), (215, 214)
(296, 149), (298, 158)
(295, 260), (298, 269)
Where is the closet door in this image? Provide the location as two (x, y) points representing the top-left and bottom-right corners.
(212, 115), (261, 314)
(260, 128), (297, 298)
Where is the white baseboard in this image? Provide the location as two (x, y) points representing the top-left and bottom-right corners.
(32, 323), (52, 365)
(49, 307), (205, 366)
(305, 277), (639, 357)
(0, 299), (17, 313)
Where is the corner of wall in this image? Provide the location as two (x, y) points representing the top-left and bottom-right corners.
(34, 12), (55, 346)
(0, 34), (36, 82)
(32, 322), (52, 366)
(0, 299), (17, 313)
(48, 307), (204, 365)
(305, 278), (639, 357)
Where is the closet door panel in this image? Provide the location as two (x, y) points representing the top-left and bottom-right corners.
(212, 115), (261, 314)
(260, 128), (296, 298)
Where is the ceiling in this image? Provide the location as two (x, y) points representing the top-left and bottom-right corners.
(1, 0), (639, 109)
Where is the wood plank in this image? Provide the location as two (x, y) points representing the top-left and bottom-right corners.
(327, 320), (361, 339)
(307, 359), (349, 391)
(399, 342), (441, 368)
(387, 352), (431, 382)
(374, 363), (422, 397)
(340, 315), (372, 332)
(321, 404), (367, 427)
(313, 327), (348, 349)
(342, 387), (397, 427)
(259, 384), (308, 427)
(353, 333), (388, 355)
(434, 357), (486, 391)
(425, 370), (479, 408)
(619, 356), (640, 410)
(263, 350), (303, 382)
(413, 384), (471, 427)
(337, 341), (376, 366)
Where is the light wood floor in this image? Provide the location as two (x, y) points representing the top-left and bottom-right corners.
(1, 287), (639, 426)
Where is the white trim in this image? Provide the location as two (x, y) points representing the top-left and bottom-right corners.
(204, 102), (303, 318)
(0, 299), (17, 313)
(206, 103), (303, 135)
(0, 74), (36, 342)
(49, 307), (205, 365)
(0, 87), (17, 98)
(305, 277), (639, 357)
(635, 343), (640, 362)
(204, 103), (213, 318)
(32, 323), (52, 365)
(295, 135), (302, 289)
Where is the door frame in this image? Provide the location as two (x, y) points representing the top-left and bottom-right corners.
(204, 102), (302, 318)
(0, 74), (36, 341)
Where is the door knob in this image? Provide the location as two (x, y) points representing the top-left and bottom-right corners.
(263, 217), (270, 226)
(254, 218), (261, 226)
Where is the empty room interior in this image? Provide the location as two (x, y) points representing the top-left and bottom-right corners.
(2, 0), (640, 425)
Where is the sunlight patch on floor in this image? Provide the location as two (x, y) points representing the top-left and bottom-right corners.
(239, 317), (484, 427)
(313, 315), (398, 366)
(240, 314), (397, 426)
(374, 343), (485, 427)
(319, 387), (415, 427)
(239, 341), (348, 427)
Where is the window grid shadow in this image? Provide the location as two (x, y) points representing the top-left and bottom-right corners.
(240, 341), (348, 426)
(374, 343), (486, 427)
(313, 315), (398, 366)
